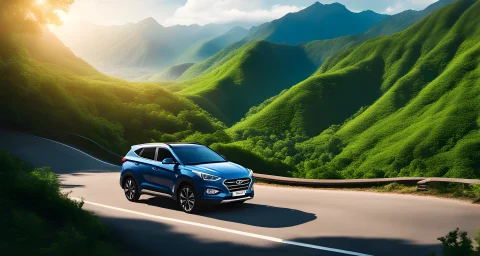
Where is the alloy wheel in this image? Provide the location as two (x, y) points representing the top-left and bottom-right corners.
(124, 178), (137, 200)
(179, 187), (196, 212)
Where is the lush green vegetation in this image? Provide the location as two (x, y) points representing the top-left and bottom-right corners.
(142, 63), (195, 82)
(178, 2), (387, 80)
(177, 26), (248, 65)
(179, 41), (317, 124)
(0, 30), (225, 154)
(3, 0), (480, 182)
(0, 149), (127, 255)
(227, 0), (480, 179)
(300, 0), (454, 67)
(434, 228), (480, 256)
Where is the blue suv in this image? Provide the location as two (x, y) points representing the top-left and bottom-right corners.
(120, 142), (254, 213)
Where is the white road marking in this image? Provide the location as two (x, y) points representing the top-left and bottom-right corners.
(71, 197), (372, 256)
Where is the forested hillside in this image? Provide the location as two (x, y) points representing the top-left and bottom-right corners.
(0, 29), (225, 154)
(228, 0), (480, 179)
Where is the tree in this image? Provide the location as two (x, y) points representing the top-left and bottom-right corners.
(0, 0), (74, 35)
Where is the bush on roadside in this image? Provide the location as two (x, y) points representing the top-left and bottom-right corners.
(0, 149), (126, 255)
(435, 228), (480, 256)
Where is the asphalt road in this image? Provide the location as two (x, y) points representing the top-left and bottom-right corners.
(1, 129), (480, 256)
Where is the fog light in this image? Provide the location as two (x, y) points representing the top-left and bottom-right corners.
(205, 188), (220, 195)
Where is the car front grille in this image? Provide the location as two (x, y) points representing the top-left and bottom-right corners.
(223, 178), (251, 192)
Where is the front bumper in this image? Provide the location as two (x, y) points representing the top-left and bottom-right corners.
(194, 176), (255, 204)
(201, 191), (254, 204)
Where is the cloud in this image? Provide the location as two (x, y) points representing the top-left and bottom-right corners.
(384, 3), (405, 14)
(163, 0), (304, 26)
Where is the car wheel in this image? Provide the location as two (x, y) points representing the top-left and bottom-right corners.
(178, 185), (199, 213)
(123, 177), (140, 202)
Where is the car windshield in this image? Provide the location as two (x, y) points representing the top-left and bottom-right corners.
(171, 144), (226, 165)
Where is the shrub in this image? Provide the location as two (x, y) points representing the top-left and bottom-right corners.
(0, 149), (125, 255)
(437, 228), (478, 256)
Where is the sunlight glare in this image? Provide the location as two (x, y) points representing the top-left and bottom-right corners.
(36, 0), (46, 5)
(56, 10), (70, 24)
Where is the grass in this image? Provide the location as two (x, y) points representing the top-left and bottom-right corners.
(0, 148), (128, 255)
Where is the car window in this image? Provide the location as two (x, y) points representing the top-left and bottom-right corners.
(139, 147), (156, 160)
(171, 145), (226, 165)
(134, 148), (143, 156)
(157, 148), (174, 162)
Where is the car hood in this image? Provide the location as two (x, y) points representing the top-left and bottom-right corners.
(183, 161), (250, 180)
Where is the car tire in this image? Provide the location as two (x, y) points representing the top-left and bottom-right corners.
(123, 177), (140, 202)
(178, 184), (199, 213)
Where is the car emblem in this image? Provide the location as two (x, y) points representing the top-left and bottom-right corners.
(236, 180), (243, 185)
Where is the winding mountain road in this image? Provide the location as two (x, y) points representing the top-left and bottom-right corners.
(1, 129), (479, 256)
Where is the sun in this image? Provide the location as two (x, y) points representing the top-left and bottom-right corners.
(56, 10), (70, 24)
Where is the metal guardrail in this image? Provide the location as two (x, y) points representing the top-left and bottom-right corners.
(12, 126), (480, 189)
(253, 173), (480, 189)
(253, 173), (425, 186)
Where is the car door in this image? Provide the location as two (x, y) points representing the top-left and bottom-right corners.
(136, 147), (157, 186)
(150, 147), (178, 194)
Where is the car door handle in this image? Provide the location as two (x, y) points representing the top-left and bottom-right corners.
(152, 167), (158, 171)
(134, 162), (139, 165)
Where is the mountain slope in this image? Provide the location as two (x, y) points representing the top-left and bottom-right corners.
(0, 29), (225, 153)
(139, 63), (195, 82)
(301, 0), (456, 67)
(249, 2), (386, 44)
(51, 19), (235, 78)
(229, 0), (480, 179)
(178, 41), (317, 124)
(178, 26), (248, 64)
(179, 2), (387, 80)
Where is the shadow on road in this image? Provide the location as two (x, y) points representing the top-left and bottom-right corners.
(139, 196), (317, 228)
(101, 215), (441, 256)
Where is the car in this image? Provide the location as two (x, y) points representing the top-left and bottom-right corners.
(119, 142), (254, 213)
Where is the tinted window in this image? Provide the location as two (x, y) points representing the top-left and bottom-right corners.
(171, 145), (225, 165)
(139, 147), (156, 160)
(157, 148), (174, 162)
(134, 148), (143, 155)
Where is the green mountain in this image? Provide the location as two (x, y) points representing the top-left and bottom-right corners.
(228, 0), (480, 179)
(178, 2), (387, 80)
(0, 29), (225, 153)
(51, 19), (236, 78)
(178, 41), (317, 125)
(301, 0), (456, 67)
(177, 26), (249, 64)
(248, 2), (387, 44)
(139, 63), (195, 82)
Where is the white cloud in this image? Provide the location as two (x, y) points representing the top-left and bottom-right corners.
(163, 0), (304, 26)
(384, 3), (405, 14)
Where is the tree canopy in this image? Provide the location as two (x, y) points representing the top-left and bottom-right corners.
(0, 0), (74, 35)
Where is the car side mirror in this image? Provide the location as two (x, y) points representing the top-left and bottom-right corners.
(162, 158), (175, 164)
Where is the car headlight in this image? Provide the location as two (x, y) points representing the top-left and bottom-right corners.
(192, 170), (221, 181)
(248, 168), (253, 177)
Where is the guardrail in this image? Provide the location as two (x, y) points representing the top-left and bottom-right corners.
(7, 126), (480, 190)
(253, 173), (480, 189)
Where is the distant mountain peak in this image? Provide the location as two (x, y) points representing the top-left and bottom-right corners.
(137, 17), (162, 27)
(302, 1), (351, 14)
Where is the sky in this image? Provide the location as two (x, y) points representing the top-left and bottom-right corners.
(61, 0), (439, 27)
